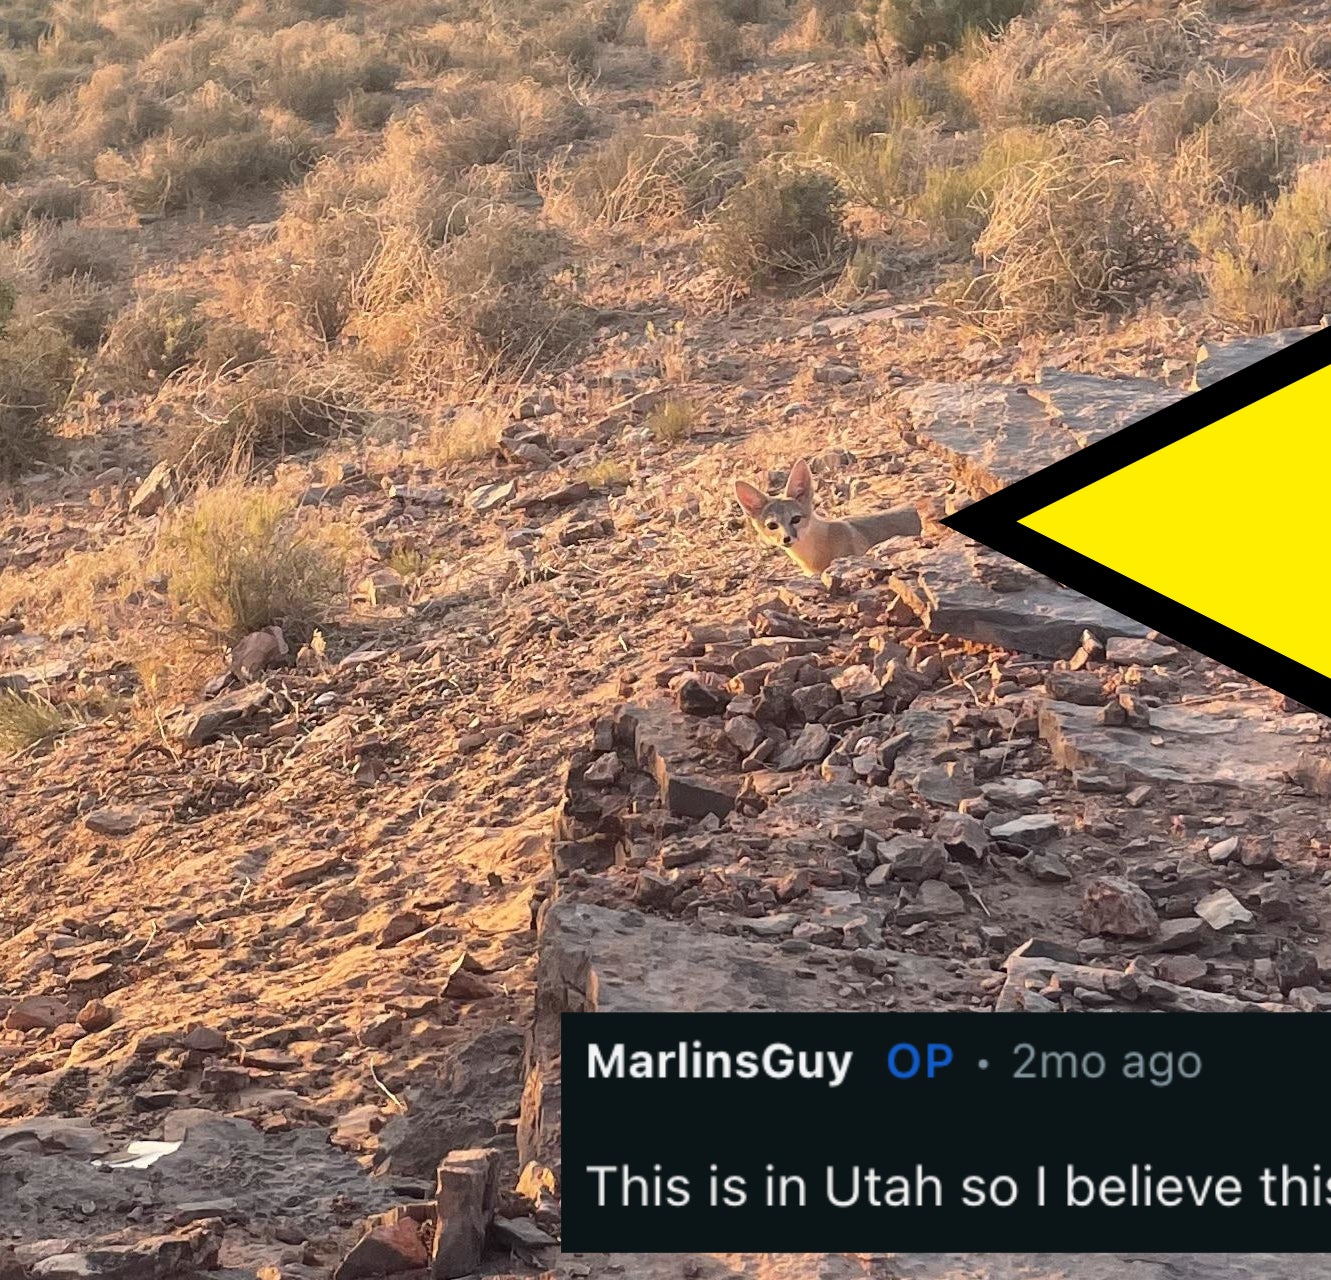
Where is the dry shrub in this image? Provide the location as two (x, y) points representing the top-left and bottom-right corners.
(97, 0), (208, 50)
(162, 480), (351, 640)
(867, 0), (1032, 62)
(100, 290), (268, 389)
(1106, 2), (1211, 83)
(1135, 74), (1222, 158)
(647, 396), (695, 444)
(0, 316), (75, 480)
(0, 689), (71, 755)
(0, 220), (120, 284)
(705, 162), (851, 289)
(951, 136), (1177, 334)
(914, 126), (1058, 248)
(336, 89), (399, 134)
(224, 23), (400, 123)
(637, 0), (751, 75)
(163, 364), (362, 479)
(0, 125), (31, 183)
(94, 83), (317, 211)
(428, 403), (506, 465)
(543, 123), (739, 228)
(1192, 159), (1331, 333)
(1172, 98), (1296, 207)
(958, 16), (1142, 128)
(352, 207), (588, 387)
(0, 179), (87, 236)
(66, 64), (171, 157)
(797, 87), (958, 210)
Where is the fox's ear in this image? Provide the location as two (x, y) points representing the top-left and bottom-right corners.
(785, 459), (814, 507)
(734, 480), (767, 520)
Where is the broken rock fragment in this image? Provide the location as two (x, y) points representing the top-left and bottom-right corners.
(1081, 876), (1159, 939)
(432, 1148), (499, 1279)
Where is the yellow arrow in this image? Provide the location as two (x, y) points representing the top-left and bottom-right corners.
(1020, 361), (1331, 679)
(944, 327), (1331, 713)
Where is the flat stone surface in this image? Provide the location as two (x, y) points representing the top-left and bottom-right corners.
(890, 538), (1149, 659)
(1027, 370), (1183, 445)
(1192, 326), (1324, 389)
(1039, 698), (1326, 789)
(898, 382), (1063, 495)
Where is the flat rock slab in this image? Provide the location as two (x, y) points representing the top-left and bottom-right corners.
(890, 538), (1149, 658)
(616, 702), (737, 820)
(0, 1110), (393, 1242)
(1039, 698), (1326, 789)
(1192, 326), (1324, 389)
(1027, 370), (1182, 444)
(898, 382), (1062, 495)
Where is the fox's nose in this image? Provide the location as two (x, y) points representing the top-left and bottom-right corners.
(782, 535), (792, 545)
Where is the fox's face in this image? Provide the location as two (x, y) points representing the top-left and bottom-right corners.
(735, 459), (815, 553)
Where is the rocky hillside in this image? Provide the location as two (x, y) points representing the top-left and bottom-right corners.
(2, 0), (1331, 1277)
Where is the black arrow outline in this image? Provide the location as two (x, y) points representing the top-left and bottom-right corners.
(942, 324), (1331, 716)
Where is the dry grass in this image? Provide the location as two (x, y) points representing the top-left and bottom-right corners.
(99, 290), (271, 390)
(646, 396), (696, 444)
(914, 126), (1058, 248)
(949, 135), (1177, 335)
(0, 317), (75, 480)
(0, 178), (87, 235)
(162, 480), (352, 640)
(0, 689), (72, 755)
(162, 363), (363, 479)
(349, 206), (588, 389)
(958, 15), (1142, 128)
(1192, 158), (1331, 332)
(93, 82), (317, 212)
(543, 123), (740, 228)
(637, 0), (756, 76)
(1171, 97), (1296, 207)
(580, 457), (631, 487)
(705, 161), (851, 289)
(868, 0), (1032, 63)
(428, 404), (506, 465)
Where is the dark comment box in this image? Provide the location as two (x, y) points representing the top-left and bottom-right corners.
(561, 1012), (1331, 1252)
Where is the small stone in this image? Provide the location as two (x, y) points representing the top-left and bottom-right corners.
(877, 835), (946, 884)
(989, 814), (1060, 848)
(583, 753), (623, 786)
(1156, 955), (1208, 987)
(897, 880), (966, 925)
(1021, 851), (1072, 883)
(432, 1148), (499, 1279)
(1207, 836), (1239, 864)
(814, 363), (859, 385)
(491, 1217), (557, 1249)
(1274, 948), (1320, 995)
(471, 480), (516, 512)
(934, 813), (989, 864)
(778, 722), (832, 769)
(1082, 876), (1159, 939)
(4, 996), (72, 1032)
(980, 778), (1046, 808)
(180, 1024), (229, 1053)
(676, 677), (727, 716)
(75, 1000), (113, 1033)
(82, 808), (141, 837)
(335, 1217), (428, 1280)
(1105, 636), (1179, 665)
(1194, 888), (1254, 931)
(831, 664), (880, 701)
(128, 461), (174, 517)
(230, 626), (289, 681)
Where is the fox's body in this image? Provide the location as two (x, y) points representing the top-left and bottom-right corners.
(734, 459), (921, 575)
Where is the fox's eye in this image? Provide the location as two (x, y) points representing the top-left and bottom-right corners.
(766, 521), (778, 531)
(790, 515), (801, 525)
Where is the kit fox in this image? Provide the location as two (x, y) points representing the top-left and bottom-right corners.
(734, 458), (921, 575)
